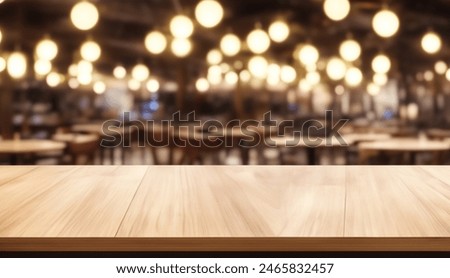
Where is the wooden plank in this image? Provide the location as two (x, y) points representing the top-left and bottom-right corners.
(0, 166), (148, 237)
(0, 166), (79, 237)
(345, 167), (450, 236)
(0, 166), (449, 252)
(117, 166), (346, 237)
(0, 166), (36, 186)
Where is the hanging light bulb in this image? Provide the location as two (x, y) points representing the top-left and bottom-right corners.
(68, 78), (79, 89)
(373, 73), (388, 86)
(113, 66), (126, 79)
(335, 85), (345, 95)
(339, 39), (361, 62)
(345, 67), (363, 87)
(225, 71), (238, 85)
(171, 38), (192, 57)
(77, 72), (92, 85)
(46, 72), (61, 87)
(372, 9), (400, 38)
(434, 61), (447, 75)
(421, 32), (442, 54)
(0, 29), (2, 44)
(80, 41), (101, 62)
(78, 60), (93, 74)
(326, 57), (346, 80)
(280, 65), (297, 83)
(128, 79), (141, 91)
(146, 78), (160, 93)
(367, 83), (380, 96)
(267, 63), (281, 84)
(7, 52), (27, 79)
(372, 54), (391, 74)
(34, 59), (52, 76)
(424, 70), (434, 82)
(298, 79), (312, 92)
(206, 49), (223, 65)
(239, 70), (251, 83)
(220, 33), (241, 56)
(323, 0), (350, 21)
(145, 31), (167, 55)
(233, 60), (244, 70)
(93, 81), (106, 94)
(207, 65), (222, 85)
(268, 20), (290, 43)
(248, 56), (268, 78)
(70, 1), (99, 31)
(406, 103), (419, 121)
(170, 15), (194, 38)
(306, 71), (321, 86)
(305, 64), (317, 73)
(35, 39), (58, 61)
(208, 65), (222, 77)
(246, 29), (271, 54)
(446, 69), (450, 81)
(196, 77), (210, 92)
(131, 64), (150, 82)
(68, 64), (78, 76)
(298, 44), (319, 66)
(195, 0), (224, 28)
(267, 66), (280, 86)
(220, 63), (230, 73)
(0, 57), (6, 72)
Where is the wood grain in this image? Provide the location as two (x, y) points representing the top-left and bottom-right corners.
(0, 166), (35, 186)
(345, 167), (450, 236)
(0, 166), (449, 252)
(0, 166), (147, 237)
(116, 166), (346, 237)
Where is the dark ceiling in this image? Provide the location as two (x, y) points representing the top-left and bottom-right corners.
(1, 0), (450, 80)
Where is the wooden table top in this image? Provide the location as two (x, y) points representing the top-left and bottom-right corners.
(0, 140), (66, 154)
(269, 135), (355, 147)
(359, 138), (450, 152)
(72, 124), (131, 136)
(342, 132), (392, 143)
(0, 166), (449, 252)
(197, 126), (258, 138)
(427, 128), (450, 139)
(71, 123), (104, 134)
(52, 133), (99, 144)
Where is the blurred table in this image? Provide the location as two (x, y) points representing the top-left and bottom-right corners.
(193, 126), (258, 165)
(342, 133), (391, 144)
(53, 133), (99, 144)
(71, 123), (131, 137)
(53, 133), (100, 164)
(358, 138), (450, 164)
(71, 124), (134, 164)
(269, 136), (354, 165)
(1, 166), (450, 252)
(427, 129), (450, 140)
(0, 140), (66, 164)
(71, 123), (105, 134)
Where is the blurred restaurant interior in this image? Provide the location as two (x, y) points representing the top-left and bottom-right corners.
(0, 0), (449, 166)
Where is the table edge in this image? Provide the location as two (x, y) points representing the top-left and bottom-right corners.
(1, 237), (450, 252)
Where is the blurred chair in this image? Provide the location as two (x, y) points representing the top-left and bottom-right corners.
(147, 124), (176, 165)
(66, 136), (100, 165)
